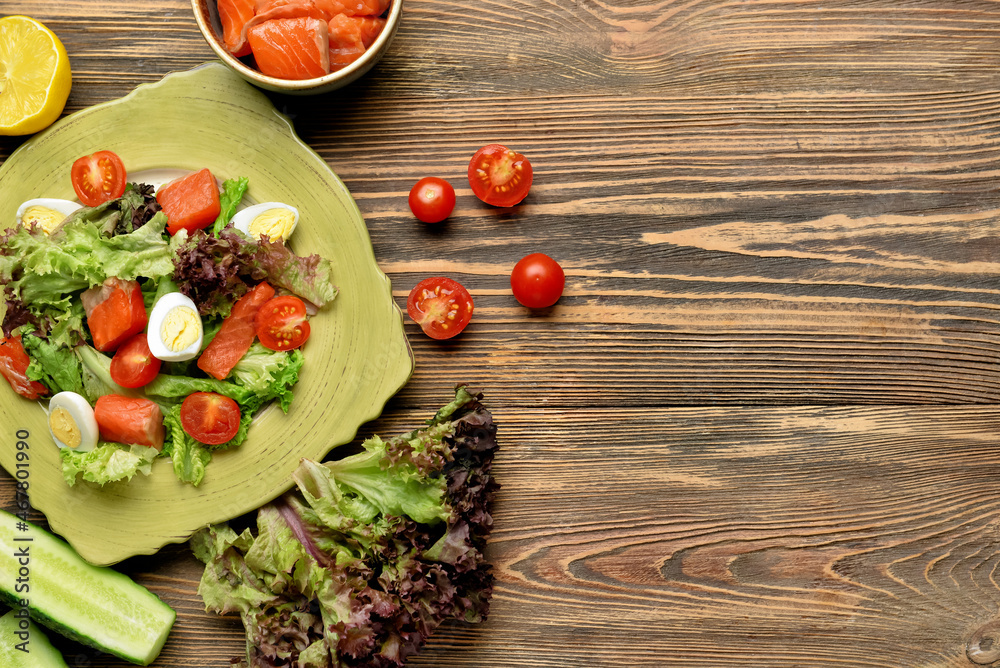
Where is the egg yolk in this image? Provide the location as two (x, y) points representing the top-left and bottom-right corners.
(21, 205), (67, 235)
(248, 209), (296, 241)
(160, 306), (201, 352)
(49, 407), (82, 449)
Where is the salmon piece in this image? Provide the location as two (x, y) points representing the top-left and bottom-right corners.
(341, 14), (385, 47)
(256, 0), (390, 18)
(237, 0), (388, 55)
(253, 0), (330, 22)
(231, 1), (325, 57)
(95, 395), (166, 450)
(329, 43), (365, 71)
(239, 2), (332, 57)
(83, 278), (148, 353)
(218, 0), (256, 56)
(157, 168), (222, 236)
(321, 0), (391, 16)
(197, 282), (276, 380)
(328, 14), (385, 69)
(248, 17), (331, 80)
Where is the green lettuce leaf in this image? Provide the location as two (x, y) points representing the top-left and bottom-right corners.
(229, 343), (303, 412)
(212, 177), (250, 236)
(60, 443), (158, 487)
(2, 209), (174, 305)
(0, 205), (175, 348)
(255, 237), (339, 309)
(75, 345), (138, 404)
(190, 524), (277, 616)
(22, 332), (84, 396)
(162, 399), (255, 487)
(56, 181), (161, 237)
(162, 404), (212, 486)
(297, 448), (449, 526)
(144, 373), (255, 406)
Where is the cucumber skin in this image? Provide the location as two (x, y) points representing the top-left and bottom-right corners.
(0, 589), (119, 662)
(0, 510), (175, 665)
(0, 609), (69, 667)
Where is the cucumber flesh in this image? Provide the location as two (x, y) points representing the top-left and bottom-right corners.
(0, 509), (175, 665)
(0, 609), (69, 667)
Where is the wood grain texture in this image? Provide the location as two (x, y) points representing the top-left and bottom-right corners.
(7, 405), (1000, 666)
(3, 0), (1000, 665)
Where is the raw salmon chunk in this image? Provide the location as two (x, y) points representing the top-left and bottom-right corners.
(238, 1), (336, 55)
(218, 0), (256, 56)
(157, 168), (222, 236)
(252, 0), (330, 22)
(256, 0), (390, 17)
(346, 14), (385, 47)
(94, 395), (165, 450)
(328, 14), (385, 69)
(323, 0), (391, 16)
(248, 17), (331, 80)
(237, 3), (318, 56)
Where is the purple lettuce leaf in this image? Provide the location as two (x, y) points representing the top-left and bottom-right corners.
(171, 229), (338, 318)
(192, 385), (498, 668)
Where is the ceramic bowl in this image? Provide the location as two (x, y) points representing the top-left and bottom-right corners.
(191, 0), (402, 95)
(0, 63), (413, 565)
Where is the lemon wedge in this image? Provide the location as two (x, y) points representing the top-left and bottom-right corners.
(0, 15), (71, 136)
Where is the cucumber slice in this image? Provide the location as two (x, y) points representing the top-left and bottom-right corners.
(0, 509), (175, 665)
(0, 609), (68, 667)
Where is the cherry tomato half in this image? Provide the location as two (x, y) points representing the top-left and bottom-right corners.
(255, 295), (311, 351)
(406, 277), (474, 340)
(71, 150), (127, 207)
(180, 391), (242, 445)
(511, 253), (565, 308)
(408, 177), (456, 224)
(110, 332), (162, 388)
(467, 144), (533, 207)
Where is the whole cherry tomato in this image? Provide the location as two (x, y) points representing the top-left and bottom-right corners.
(406, 277), (474, 339)
(408, 177), (456, 223)
(467, 144), (533, 207)
(510, 253), (565, 308)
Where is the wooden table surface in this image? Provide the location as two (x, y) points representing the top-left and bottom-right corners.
(3, 0), (1000, 666)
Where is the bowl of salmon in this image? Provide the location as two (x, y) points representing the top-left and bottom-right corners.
(192, 0), (402, 94)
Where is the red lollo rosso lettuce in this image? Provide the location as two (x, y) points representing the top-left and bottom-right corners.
(171, 228), (339, 318)
(1, 290), (36, 340)
(191, 386), (499, 667)
(171, 229), (260, 317)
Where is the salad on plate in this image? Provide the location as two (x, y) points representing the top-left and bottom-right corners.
(0, 150), (338, 488)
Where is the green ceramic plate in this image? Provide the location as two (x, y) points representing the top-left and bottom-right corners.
(0, 63), (413, 566)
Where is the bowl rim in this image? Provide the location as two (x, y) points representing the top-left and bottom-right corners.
(191, 0), (402, 91)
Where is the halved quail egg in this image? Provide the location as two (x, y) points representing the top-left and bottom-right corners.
(231, 202), (298, 242)
(48, 391), (99, 452)
(147, 292), (204, 362)
(16, 198), (82, 234)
